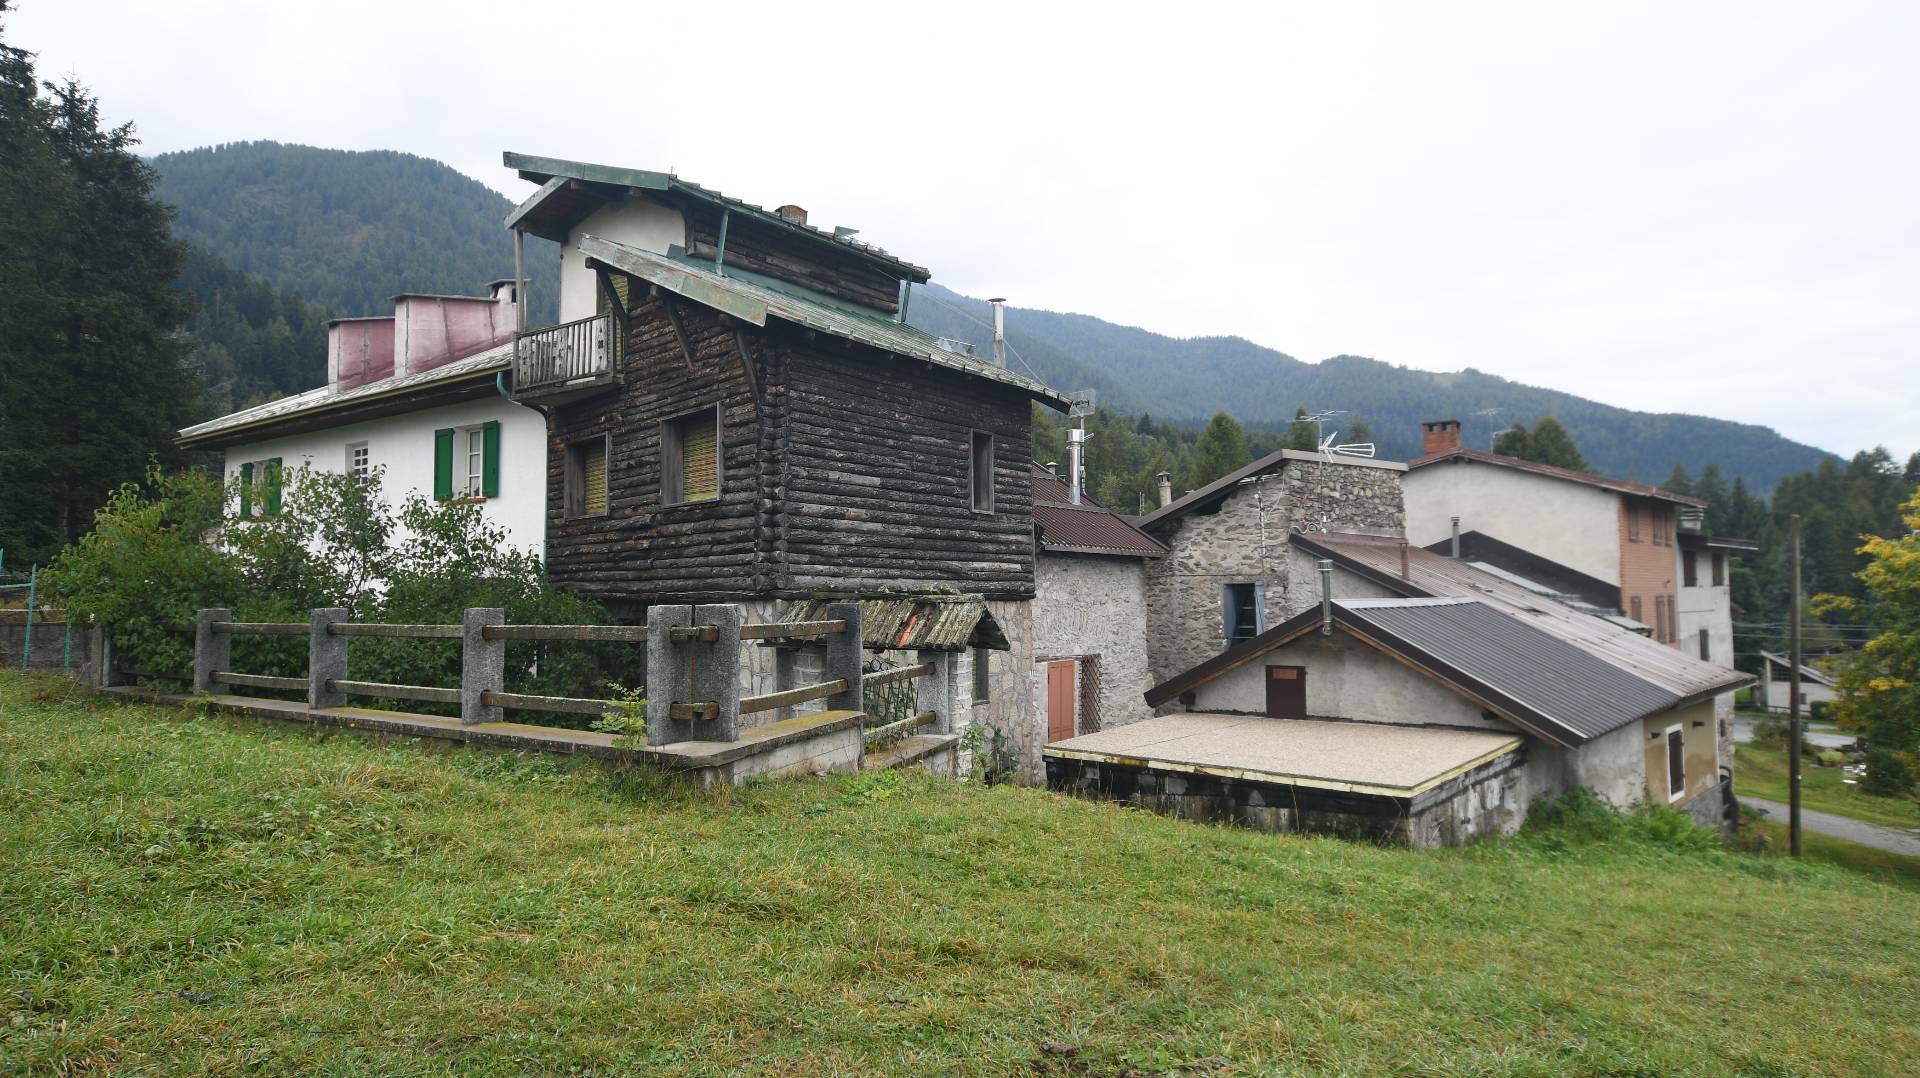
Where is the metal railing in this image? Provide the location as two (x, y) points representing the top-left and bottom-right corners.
(512, 313), (612, 391)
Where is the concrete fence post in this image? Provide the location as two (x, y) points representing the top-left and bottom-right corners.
(462, 607), (505, 725)
(88, 625), (112, 688)
(193, 608), (231, 695)
(694, 604), (744, 742)
(824, 601), (863, 715)
(308, 608), (349, 709)
(645, 605), (692, 746)
(914, 649), (955, 734)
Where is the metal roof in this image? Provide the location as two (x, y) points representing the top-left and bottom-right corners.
(176, 340), (511, 447)
(503, 152), (931, 282)
(1290, 532), (1751, 706)
(1135, 449), (1406, 532)
(1407, 448), (1708, 508)
(773, 595), (1007, 652)
(1030, 463), (1166, 559)
(580, 235), (1069, 409)
(1760, 651), (1837, 688)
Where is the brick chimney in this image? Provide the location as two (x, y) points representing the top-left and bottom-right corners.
(1421, 419), (1462, 455)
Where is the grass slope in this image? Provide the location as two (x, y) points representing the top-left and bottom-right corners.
(2, 673), (1917, 1073)
(1736, 742), (1920, 833)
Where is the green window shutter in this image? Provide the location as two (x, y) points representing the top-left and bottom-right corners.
(239, 461), (254, 518)
(481, 420), (501, 498)
(433, 428), (455, 501)
(265, 458), (284, 516)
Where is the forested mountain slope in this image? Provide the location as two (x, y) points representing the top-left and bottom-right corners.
(907, 284), (1835, 488)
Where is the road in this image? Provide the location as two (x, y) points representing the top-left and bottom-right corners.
(1731, 713), (1856, 750)
(1740, 796), (1920, 857)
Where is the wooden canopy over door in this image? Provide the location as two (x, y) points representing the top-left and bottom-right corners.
(1265, 666), (1306, 720)
(1047, 660), (1076, 742)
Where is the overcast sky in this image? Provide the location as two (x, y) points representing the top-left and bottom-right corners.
(14, 0), (1916, 460)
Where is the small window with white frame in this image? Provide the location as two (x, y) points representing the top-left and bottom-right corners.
(461, 426), (485, 497)
(1664, 724), (1686, 802)
(345, 442), (370, 486)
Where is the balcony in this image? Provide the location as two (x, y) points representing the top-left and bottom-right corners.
(512, 313), (619, 404)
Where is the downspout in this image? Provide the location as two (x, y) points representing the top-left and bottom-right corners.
(1450, 515), (1461, 558)
(896, 279), (912, 324)
(497, 372), (551, 565)
(714, 209), (730, 277)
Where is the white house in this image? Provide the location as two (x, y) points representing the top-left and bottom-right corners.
(176, 282), (549, 557)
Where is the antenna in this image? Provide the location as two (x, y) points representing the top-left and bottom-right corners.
(1067, 389), (1096, 420)
(1472, 407), (1502, 450)
(1304, 409), (1345, 445)
(1318, 432), (1377, 461)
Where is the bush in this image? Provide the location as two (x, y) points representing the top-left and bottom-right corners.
(1521, 787), (1720, 854)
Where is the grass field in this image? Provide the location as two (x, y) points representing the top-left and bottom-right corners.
(1736, 742), (1920, 832)
(3, 672), (1919, 1073)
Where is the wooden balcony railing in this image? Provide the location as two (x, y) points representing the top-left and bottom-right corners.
(512, 313), (616, 400)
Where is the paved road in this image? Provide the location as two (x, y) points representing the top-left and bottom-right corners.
(1740, 796), (1920, 857)
(1732, 713), (1855, 750)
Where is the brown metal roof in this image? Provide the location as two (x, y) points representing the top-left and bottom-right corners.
(1030, 463), (1166, 559)
(1291, 532), (1750, 705)
(1407, 448), (1708, 507)
(773, 595), (1007, 652)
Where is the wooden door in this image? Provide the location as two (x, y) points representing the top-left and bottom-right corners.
(1265, 666), (1306, 720)
(1046, 660), (1077, 742)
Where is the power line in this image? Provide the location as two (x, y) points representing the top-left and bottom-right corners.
(916, 293), (1051, 386)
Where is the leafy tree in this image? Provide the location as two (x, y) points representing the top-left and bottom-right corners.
(1189, 411), (1251, 488)
(1816, 490), (1920, 795)
(1492, 423), (1531, 459)
(0, 9), (198, 564)
(1496, 417), (1589, 471)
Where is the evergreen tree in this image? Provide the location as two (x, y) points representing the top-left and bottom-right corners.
(1492, 423), (1531, 458)
(1190, 411), (1251, 488)
(1345, 416), (1373, 446)
(1664, 463), (1694, 495)
(0, 6), (198, 564)
(1521, 417), (1589, 471)
(1284, 406), (1319, 451)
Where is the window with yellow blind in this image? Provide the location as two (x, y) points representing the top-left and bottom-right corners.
(566, 436), (609, 518)
(662, 405), (722, 505)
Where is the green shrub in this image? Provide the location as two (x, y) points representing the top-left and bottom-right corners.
(1521, 787), (1719, 854)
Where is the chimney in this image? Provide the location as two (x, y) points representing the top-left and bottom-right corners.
(1156, 470), (1173, 508)
(1066, 427), (1085, 505)
(488, 278), (520, 336)
(1318, 559), (1335, 636)
(1450, 516), (1462, 558)
(1400, 539), (1411, 580)
(988, 297), (1007, 368)
(327, 316), (396, 391)
(1422, 419), (1463, 455)
(775, 204), (808, 226)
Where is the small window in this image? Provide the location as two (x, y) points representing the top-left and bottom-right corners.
(1654, 595), (1668, 643)
(1666, 726), (1686, 801)
(661, 406), (721, 505)
(567, 436), (609, 518)
(434, 422), (498, 501)
(462, 427), (485, 497)
(971, 647), (991, 704)
(1626, 504), (1640, 542)
(237, 457), (283, 519)
(1682, 551), (1698, 588)
(1711, 552), (1726, 587)
(1699, 628), (1710, 661)
(345, 442), (370, 487)
(969, 430), (995, 513)
(1224, 583), (1261, 644)
(1630, 595), (1644, 626)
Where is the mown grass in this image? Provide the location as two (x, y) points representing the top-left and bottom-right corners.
(3, 672), (1918, 1074)
(1746, 820), (1920, 891)
(1736, 742), (1920, 832)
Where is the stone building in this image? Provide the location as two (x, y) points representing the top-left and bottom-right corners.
(1133, 449), (1407, 688)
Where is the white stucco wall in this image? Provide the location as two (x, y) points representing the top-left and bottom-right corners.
(557, 197), (688, 322)
(1403, 462), (1623, 585)
(221, 397), (549, 559)
(1190, 632), (1509, 732)
(1034, 553), (1156, 738)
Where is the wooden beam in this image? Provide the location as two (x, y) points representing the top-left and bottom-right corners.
(593, 266), (631, 336)
(660, 295), (698, 370)
(733, 327), (761, 408)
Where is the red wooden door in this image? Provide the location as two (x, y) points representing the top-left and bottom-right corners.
(1047, 660), (1077, 742)
(1265, 666), (1306, 720)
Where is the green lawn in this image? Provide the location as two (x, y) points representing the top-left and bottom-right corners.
(1736, 742), (1920, 832)
(4, 673), (1919, 1073)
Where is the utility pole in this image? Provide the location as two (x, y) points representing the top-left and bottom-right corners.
(1789, 513), (1803, 858)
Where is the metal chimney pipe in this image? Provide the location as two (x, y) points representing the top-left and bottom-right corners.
(1156, 470), (1173, 508)
(1400, 540), (1411, 580)
(1450, 516), (1461, 558)
(988, 297), (1007, 368)
(1319, 559), (1334, 636)
(1066, 427), (1085, 505)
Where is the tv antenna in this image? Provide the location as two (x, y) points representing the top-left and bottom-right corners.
(1304, 409), (1345, 445)
(1472, 407), (1502, 450)
(1067, 389), (1096, 421)
(1318, 432), (1377, 461)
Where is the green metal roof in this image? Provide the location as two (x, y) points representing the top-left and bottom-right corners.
(580, 235), (1069, 409)
(503, 152), (930, 282)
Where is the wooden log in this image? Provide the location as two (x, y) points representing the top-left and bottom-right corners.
(482, 690), (609, 716)
(211, 671), (308, 692)
(211, 622), (310, 636)
(863, 662), (935, 690)
(328, 623), (463, 639)
(739, 678), (849, 716)
(328, 679), (461, 705)
(481, 624), (650, 642)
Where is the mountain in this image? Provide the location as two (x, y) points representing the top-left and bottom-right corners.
(905, 284), (1836, 489)
(151, 141), (559, 323)
(149, 142), (1834, 490)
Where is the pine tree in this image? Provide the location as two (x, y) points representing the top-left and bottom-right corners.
(0, 7), (197, 564)
(1522, 417), (1589, 471)
(1190, 411), (1251, 488)
(1664, 463), (1694, 496)
(1492, 423), (1531, 458)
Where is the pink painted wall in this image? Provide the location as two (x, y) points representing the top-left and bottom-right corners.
(333, 318), (396, 390)
(397, 296), (515, 375)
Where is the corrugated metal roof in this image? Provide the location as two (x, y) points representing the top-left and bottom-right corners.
(1761, 651), (1837, 687)
(774, 595), (1008, 652)
(177, 340), (512, 445)
(580, 236), (1069, 409)
(1030, 463), (1166, 558)
(503, 152), (931, 281)
(1342, 597), (1681, 743)
(1408, 448), (1708, 508)
(1292, 532), (1750, 705)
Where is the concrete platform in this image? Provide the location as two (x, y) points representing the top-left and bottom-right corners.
(1044, 713), (1521, 797)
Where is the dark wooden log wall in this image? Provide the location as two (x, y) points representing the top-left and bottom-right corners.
(682, 201), (904, 314)
(544, 288), (1037, 606)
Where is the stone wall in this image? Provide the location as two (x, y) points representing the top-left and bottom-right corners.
(0, 614), (90, 677)
(980, 598), (1038, 781)
(1034, 553), (1156, 737)
(1144, 459), (1406, 685)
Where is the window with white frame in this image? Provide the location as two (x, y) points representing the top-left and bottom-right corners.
(1664, 724), (1686, 802)
(346, 442), (370, 486)
(461, 426), (485, 497)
